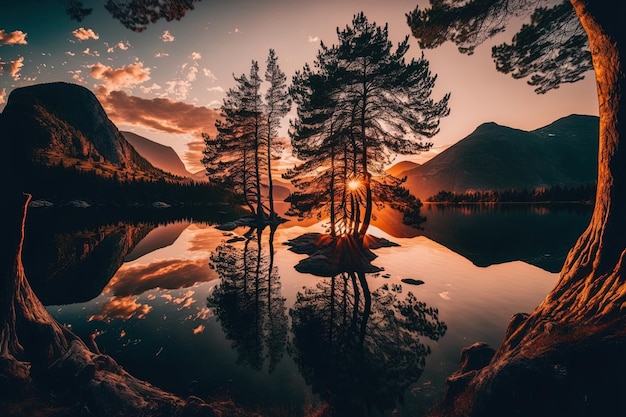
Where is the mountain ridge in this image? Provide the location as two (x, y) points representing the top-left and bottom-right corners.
(399, 114), (598, 200)
(121, 130), (205, 181)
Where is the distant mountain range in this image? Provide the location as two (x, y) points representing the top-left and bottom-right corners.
(121, 131), (206, 181)
(2, 81), (599, 206)
(393, 114), (599, 200)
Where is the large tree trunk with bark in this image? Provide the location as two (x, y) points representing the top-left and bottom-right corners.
(435, 2), (626, 416)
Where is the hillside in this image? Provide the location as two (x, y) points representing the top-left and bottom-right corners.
(402, 114), (599, 200)
(121, 131), (204, 180)
(2, 82), (176, 184)
(386, 160), (420, 178)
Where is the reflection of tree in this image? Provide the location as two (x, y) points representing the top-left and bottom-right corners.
(290, 269), (447, 416)
(207, 225), (287, 372)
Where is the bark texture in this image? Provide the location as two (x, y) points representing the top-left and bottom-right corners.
(434, 2), (626, 416)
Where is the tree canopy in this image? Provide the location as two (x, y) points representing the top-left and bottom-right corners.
(57, 0), (201, 31)
(407, 0), (593, 93)
(286, 12), (449, 242)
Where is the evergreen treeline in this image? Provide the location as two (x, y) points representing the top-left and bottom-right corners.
(21, 163), (240, 207)
(427, 183), (597, 203)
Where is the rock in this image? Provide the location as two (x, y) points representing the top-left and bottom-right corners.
(457, 342), (496, 374)
(401, 278), (424, 286)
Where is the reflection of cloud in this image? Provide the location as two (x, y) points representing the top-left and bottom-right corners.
(89, 61), (150, 90)
(88, 296), (152, 322)
(173, 290), (195, 306)
(439, 291), (451, 300)
(192, 324), (205, 334)
(0, 29), (28, 45)
(97, 89), (219, 136)
(72, 27), (99, 41)
(106, 258), (214, 297)
(160, 30), (175, 42)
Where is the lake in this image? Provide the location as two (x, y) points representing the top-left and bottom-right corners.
(22, 203), (592, 417)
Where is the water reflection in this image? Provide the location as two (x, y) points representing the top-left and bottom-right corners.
(288, 237), (447, 416)
(29, 205), (570, 416)
(22, 206), (241, 305)
(207, 225), (288, 373)
(417, 203), (592, 272)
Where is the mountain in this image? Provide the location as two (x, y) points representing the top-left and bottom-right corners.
(121, 131), (205, 180)
(386, 160), (420, 178)
(402, 114), (599, 200)
(2, 82), (174, 182)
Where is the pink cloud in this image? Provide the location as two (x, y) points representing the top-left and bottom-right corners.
(0, 88), (6, 105)
(10, 57), (24, 80)
(97, 88), (220, 137)
(72, 27), (99, 41)
(88, 295), (152, 322)
(160, 30), (175, 42)
(0, 29), (28, 45)
(89, 61), (150, 90)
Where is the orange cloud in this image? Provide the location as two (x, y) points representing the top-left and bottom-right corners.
(90, 61), (150, 90)
(72, 27), (99, 41)
(88, 295), (152, 322)
(106, 258), (216, 297)
(0, 29), (28, 45)
(97, 89), (219, 137)
(0, 88), (6, 105)
(10, 57), (24, 80)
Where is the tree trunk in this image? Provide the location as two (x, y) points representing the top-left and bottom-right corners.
(436, 3), (626, 415)
(0, 194), (77, 376)
(512, 0), (626, 334)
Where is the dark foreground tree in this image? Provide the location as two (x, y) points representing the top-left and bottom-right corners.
(408, 1), (626, 415)
(54, 0), (201, 31)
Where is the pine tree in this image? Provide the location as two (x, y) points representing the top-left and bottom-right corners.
(264, 49), (292, 220)
(287, 12), (450, 243)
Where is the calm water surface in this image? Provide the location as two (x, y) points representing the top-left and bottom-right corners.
(23, 203), (592, 417)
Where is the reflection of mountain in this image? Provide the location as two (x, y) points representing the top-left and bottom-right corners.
(400, 114), (598, 200)
(418, 204), (592, 272)
(290, 269), (446, 416)
(22, 207), (239, 305)
(23, 219), (154, 305)
(124, 221), (190, 261)
(207, 225), (288, 372)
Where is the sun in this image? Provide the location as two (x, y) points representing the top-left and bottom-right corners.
(347, 179), (361, 191)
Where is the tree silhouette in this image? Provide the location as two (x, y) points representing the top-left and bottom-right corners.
(207, 225), (287, 373)
(55, 0), (201, 31)
(263, 49), (292, 220)
(290, 270), (447, 416)
(408, 1), (626, 415)
(286, 12), (450, 244)
(203, 51), (289, 223)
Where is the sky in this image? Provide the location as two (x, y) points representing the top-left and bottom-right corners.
(0, 0), (599, 174)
